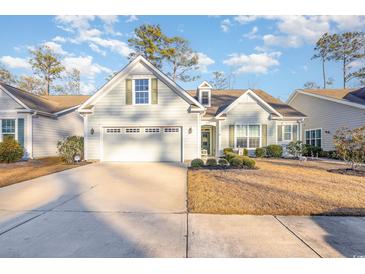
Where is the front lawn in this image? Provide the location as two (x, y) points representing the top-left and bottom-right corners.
(0, 157), (89, 188)
(188, 158), (365, 216)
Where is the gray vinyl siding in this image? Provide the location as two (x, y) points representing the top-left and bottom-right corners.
(85, 63), (199, 160)
(219, 93), (277, 155)
(32, 111), (84, 158)
(289, 93), (365, 151)
(0, 89), (24, 110)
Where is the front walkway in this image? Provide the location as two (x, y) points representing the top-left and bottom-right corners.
(0, 163), (364, 257)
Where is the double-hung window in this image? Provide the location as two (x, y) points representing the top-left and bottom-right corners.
(1, 119), (15, 140)
(201, 91), (209, 106)
(236, 125), (261, 149)
(283, 125), (292, 141)
(134, 79), (149, 104)
(305, 129), (322, 147)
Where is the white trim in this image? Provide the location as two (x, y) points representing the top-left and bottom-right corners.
(215, 89), (283, 119)
(304, 128), (323, 148)
(0, 85), (31, 110)
(78, 55), (205, 112)
(287, 89), (365, 110)
(54, 105), (80, 116)
(83, 114), (88, 160)
(198, 81), (212, 89)
(132, 78), (151, 105)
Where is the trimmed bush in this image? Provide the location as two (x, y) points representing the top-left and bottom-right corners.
(241, 156), (256, 169)
(191, 158), (204, 168)
(57, 136), (84, 164)
(303, 145), (322, 157)
(0, 137), (24, 163)
(206, 158), (218, 166)
(223, 147), (234, 155)
(243, 148), (248, 156)
(255, 147), (266, 158)
(230, 156), (243, 167)
(266, 144), (283, 158)
(218, 158), (229, 167)
(225, 152), (238, 162)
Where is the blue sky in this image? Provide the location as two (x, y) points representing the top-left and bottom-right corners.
(0, 15), (364, 100)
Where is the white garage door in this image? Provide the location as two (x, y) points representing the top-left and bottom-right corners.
(102, 126), (182, 162)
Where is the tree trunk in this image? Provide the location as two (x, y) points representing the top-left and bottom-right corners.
(343, 58), (346, 89)
(46, 79), (50, 96)
(322, 58), (326, 89)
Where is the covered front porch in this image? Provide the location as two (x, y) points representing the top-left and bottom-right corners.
(200, 122), (218, 158)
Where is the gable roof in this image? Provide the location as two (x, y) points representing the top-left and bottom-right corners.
(79, 55), (205, 112)
(0, 82), (90, 114)
(288, 88), (365, 109)
(187, 89), (306, 118)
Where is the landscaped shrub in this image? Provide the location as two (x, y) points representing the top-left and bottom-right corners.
(303, 145), (322, 157)
(255, 147), (266, 158)
(223, 147), (234, 155)
(225, 152), (238, 162)
(243, 148), (248, 156)
(241, 156), (256, 169)
(191, 158), (204, 168)
(230, 156), (243, 167)
(266, 144), (283, 158)
(0, 137), (24, 163)
(218, 158), (229, 167)
(206, 158), (218, 167)
(57, 136), (84, 164)
(287, 141), (307, 158)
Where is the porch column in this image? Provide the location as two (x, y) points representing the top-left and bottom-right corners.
(216, 120), (221, 158)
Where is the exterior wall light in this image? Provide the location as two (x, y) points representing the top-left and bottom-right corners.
(90, 128), (94, 135)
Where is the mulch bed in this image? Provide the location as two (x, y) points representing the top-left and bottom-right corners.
(328, 168), (365, 177)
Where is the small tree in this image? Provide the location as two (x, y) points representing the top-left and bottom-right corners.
(333, 126), (365, 170)
(57, 136), (84, 164)
(211, 71), (229, 89)
(17, 75), (45, 94)
(0, 65), (17, 85)
(29, 45), (65, 95)
(287, 141), (307, 158)
(312, 33), (333, 89)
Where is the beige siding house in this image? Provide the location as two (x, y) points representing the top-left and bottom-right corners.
(79, 55), (306, 162)
(0, 83), (88, 158)
(288, 88), (365, 151)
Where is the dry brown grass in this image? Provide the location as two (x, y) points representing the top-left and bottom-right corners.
(0, 157), (89, 188)
(188, 158), (365, 216)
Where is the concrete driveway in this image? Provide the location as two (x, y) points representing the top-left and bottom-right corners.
(0, 162), (187, 257)
(0, 162), (365, 258)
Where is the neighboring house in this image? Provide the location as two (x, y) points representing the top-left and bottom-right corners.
(0, 82), (89, 158)
(288, 88), (365, 151)
(78, 55), (306, 162)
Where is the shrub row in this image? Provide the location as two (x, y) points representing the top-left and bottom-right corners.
(191, 158), (229, 168)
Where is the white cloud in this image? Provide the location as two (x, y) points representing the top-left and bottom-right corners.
(54, 15), (131, 57)
(52, 36), (67, 43)
(63, 56), (111, 79)
(89, 43), (106, 56)
(0, 56), (31, 69)
(243, 26), (259, 40)
(126, 15), (138, 23)
(196, 52), (215, 73)
(220, 19), (232, 32)
(329, 15), (365, 31)
(263, 34), (303, 48)
(234, 15), (259, 24)
(223, 51), (281, 74)
(80, 81), (96, 95)
(43, 41), (68, 55)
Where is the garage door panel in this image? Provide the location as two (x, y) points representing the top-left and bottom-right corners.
(102, 127), (182, 162)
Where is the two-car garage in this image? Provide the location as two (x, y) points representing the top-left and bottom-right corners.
(102, 126), (182, 162)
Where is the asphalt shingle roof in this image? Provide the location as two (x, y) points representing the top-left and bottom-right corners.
(188, 89), (306, 118)
(0, 82), (90, 114)
(299, 88), (365, 105)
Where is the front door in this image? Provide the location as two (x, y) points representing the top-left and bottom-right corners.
(201, 130), (211, 155)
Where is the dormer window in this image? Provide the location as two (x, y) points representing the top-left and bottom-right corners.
(201, 91), (209, 105)
(197, 81), (212, 107)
